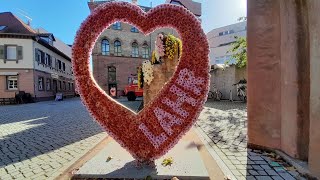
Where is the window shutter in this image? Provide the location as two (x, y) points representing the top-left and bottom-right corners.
(17, 46), (23, 60)
(35, 49), (39, 62)
(0, 45), (4, 59)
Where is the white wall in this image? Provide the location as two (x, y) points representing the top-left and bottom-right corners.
(33, 42), (74, 80)
(0, 38), (34, 69)
(207, 21), (247, 65)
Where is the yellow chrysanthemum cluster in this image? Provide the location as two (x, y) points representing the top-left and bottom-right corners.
(165, 34), (182, 60)
(151, 51), (157, 65)
(137, 66), (143, 89)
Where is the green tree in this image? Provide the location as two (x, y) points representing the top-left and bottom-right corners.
(226, 17), (247, 68)
(227, 36), (247, 68)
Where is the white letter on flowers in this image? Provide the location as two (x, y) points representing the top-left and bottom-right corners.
(139, 123), (168, 149)
(153, 107), (182, 135)
(162, 85), (198, 118)
(176, 68), (205, 95)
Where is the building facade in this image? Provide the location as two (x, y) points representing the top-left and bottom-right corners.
(89, 0), (201, 96)
(0, 12), (75, 101)
(207, 21), (247, 65)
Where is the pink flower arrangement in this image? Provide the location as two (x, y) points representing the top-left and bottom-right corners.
(72, 1), (210, 162)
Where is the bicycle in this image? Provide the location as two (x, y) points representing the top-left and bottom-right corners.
(207, 87), (222, 101)
(233, 79), (247, 102)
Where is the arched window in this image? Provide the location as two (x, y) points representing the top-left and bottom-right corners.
(131, 42), (139, 58)
(142, 43), (149, 59)
(101, 39), (110, 55)
(112, 22), (121, 30)
(114, 40), (122, 56)
(131, 26), (139, 33)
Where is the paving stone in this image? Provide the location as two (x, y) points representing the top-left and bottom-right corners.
(260, 164), (272, 170)
(252, 165), (264, 171)
(255, 161), (268, 165)
(266, 169), (278, 176)
(258, 170), (268, 175)
(278, 173), (295, 180)
(0, 98), (107, 179)
(271, 176), (284, 180)
(246, 176), (256, 180)
(249, 156), (264, 161)
(256, 176), (273, 180)
(248, 170), (259, 176)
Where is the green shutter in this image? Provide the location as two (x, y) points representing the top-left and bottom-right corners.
(0, 45), (4, 59)
(35, 49), (38, 62)
(17, 46), (23, 60)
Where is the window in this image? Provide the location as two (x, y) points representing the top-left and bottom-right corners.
(0, 25), (7, 31)
(114, 40), (122, 56)
(219, 32), (224, 36)
(45, 54), (51, 65)
(62, 62), (66, 71)
(142, 43), (149, 59)
(108, 66), (116, 84)
(229, 30), (235, 34)
(7, 76), (18, 90)
(63, 81), (66, 90)
(71, 83), (73, 90)
(131, 26), (139, 33)
(131, 42), (139, 58)
(101, 39), (110, 55)
(57, 60), (62, 70)
(58, 81), (61, 90)
(112, 22), (121, 30)
(40, 51), (45, 64)
(68, 82), (71, 91)
(6, 46), (17, 60)
(38, 77), (44, 91)
(46, 78), (51, 91)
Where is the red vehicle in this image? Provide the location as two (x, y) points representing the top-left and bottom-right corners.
(124, 75), (143, 101)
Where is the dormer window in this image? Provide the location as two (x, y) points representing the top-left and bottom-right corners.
(39, 34), (55, 46)
(0, 25), (7, 31)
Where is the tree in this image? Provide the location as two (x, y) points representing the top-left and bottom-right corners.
(227, 36), (247, 68)
(226, 17), (247, 68)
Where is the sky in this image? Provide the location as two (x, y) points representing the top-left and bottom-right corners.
(0, 0), (247, 45)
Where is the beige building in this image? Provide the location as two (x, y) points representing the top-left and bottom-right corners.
(207, 21), (246, 65)
(89, 0), (201, 96)
(0, 12), (75, 101)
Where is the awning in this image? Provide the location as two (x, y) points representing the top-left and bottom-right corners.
(0, 72), (19, 76)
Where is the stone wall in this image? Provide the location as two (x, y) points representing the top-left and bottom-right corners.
(210, 65), (247, 101)
(247, 0), (320, 177)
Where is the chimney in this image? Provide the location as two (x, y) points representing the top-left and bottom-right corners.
(132, 0), (137, 5)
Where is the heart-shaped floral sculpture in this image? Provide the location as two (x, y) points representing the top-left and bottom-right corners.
(72, 1), (210, 162)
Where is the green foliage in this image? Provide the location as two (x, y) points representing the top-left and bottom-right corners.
(226, 36), (247, 68)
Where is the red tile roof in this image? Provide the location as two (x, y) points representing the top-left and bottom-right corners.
(0, 12), (36, 34)
(166, 0), (201, 16)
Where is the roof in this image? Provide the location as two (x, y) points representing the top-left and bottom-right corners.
(166, 0), (201, 16)
(0, 12), (71, 61)
(0, 12), (36, 34)
(88, 1), (151, 12)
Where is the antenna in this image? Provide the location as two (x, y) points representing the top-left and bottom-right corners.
(17, 9), (33, 26)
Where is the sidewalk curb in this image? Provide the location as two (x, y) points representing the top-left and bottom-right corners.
(194, 125), (237, 180)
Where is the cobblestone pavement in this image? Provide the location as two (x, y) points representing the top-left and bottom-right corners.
(197, 101), (306, 180)
(0, 98), (107, 179)
(116, 97), (143, 112)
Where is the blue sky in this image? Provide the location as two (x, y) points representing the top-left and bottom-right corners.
(0, 0), (247, 45)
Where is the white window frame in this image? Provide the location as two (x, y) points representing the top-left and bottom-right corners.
(7, 76), (18, 90)
(38, 77), (44, 91)
(6, 46), (17, 60)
